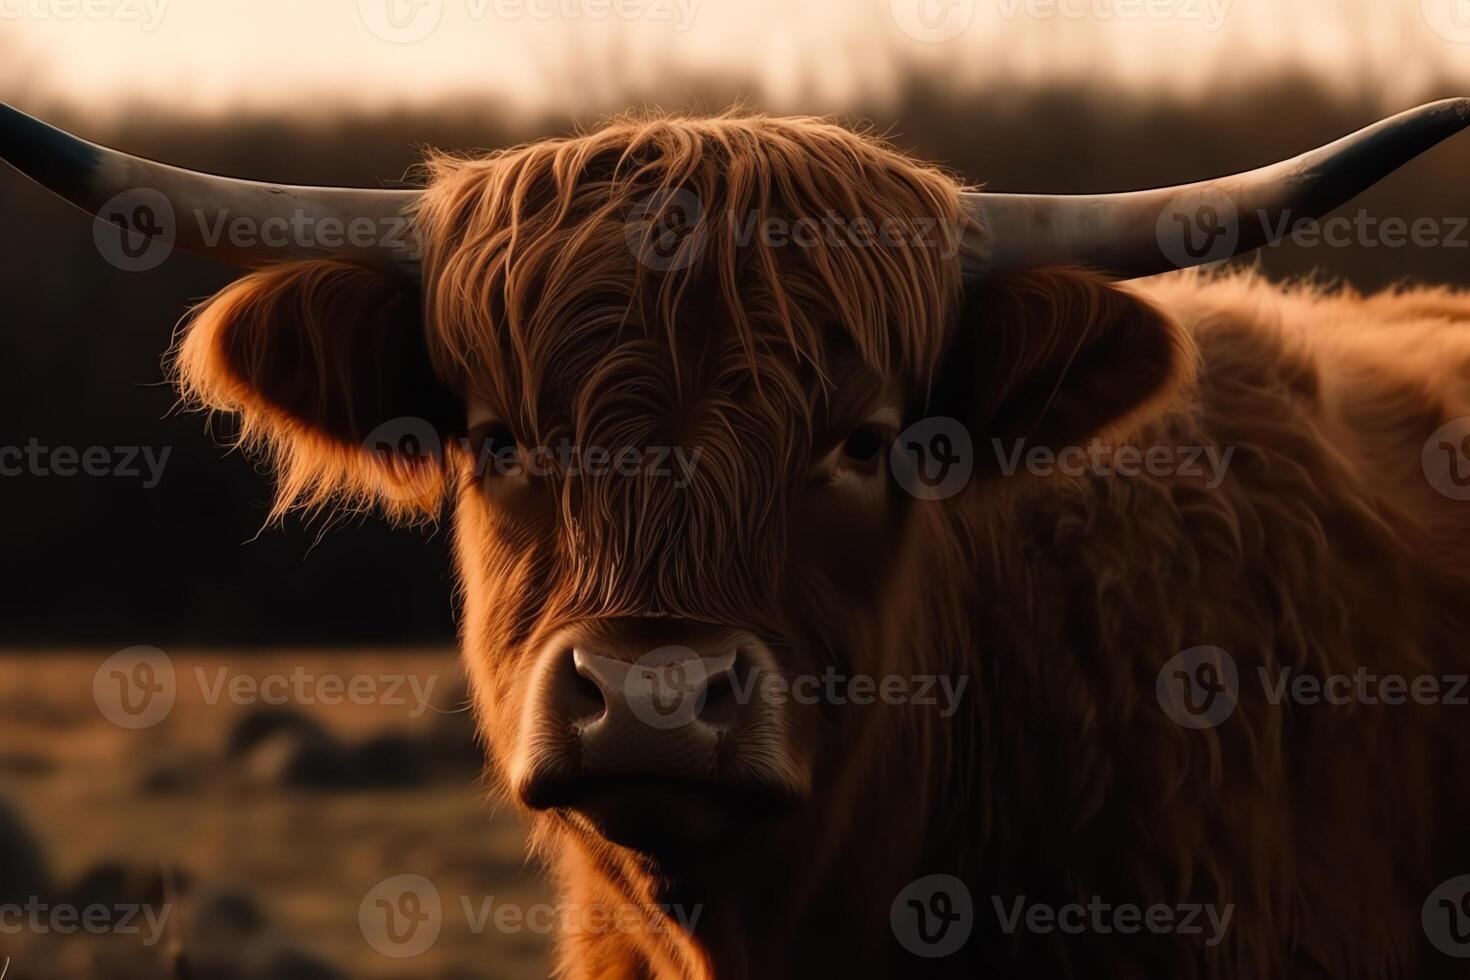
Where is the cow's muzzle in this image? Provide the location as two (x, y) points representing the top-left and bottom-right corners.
(514, 618), (806, 854)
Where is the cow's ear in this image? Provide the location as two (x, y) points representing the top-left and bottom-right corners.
(946, 268), (1194, 474)
(173, 260), (463, 520)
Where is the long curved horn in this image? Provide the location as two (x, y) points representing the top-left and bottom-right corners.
(962, 98), (1470, 281)
(0, 103), (421, 275)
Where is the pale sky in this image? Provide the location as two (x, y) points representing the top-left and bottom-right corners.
(0, 0), (1464, 117)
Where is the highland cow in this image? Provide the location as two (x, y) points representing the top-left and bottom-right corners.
(6, 99), (1470, 978)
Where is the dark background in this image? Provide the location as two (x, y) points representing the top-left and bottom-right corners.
(5, 72), (1470, 646)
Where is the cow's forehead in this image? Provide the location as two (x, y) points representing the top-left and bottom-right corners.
(461, 309), (895, 439)
(417, 114), (966, 416)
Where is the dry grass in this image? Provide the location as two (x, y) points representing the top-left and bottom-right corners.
(0, 650), (549, 980)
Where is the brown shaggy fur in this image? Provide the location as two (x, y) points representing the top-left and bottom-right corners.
(173, 112), (1470, 979)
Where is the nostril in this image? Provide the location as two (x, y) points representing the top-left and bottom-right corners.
(572, 670), (604, 712)
(698, 649), (744, 727)
(562, 648), (609, 721)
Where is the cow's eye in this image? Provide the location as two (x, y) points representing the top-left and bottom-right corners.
(469, 422), (524, 480)
(840, 424), (890, 467)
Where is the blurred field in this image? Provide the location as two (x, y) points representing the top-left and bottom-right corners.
(0, 650), (550, 980)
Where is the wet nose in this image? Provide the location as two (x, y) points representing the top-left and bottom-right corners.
(522, 621), (759, 804)
(517, 620), (801, 850)
(564, 642), (741, 778)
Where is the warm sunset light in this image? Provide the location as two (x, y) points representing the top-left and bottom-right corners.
(6, 4), (1470, 978)
(3, 0), (1467, 116)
